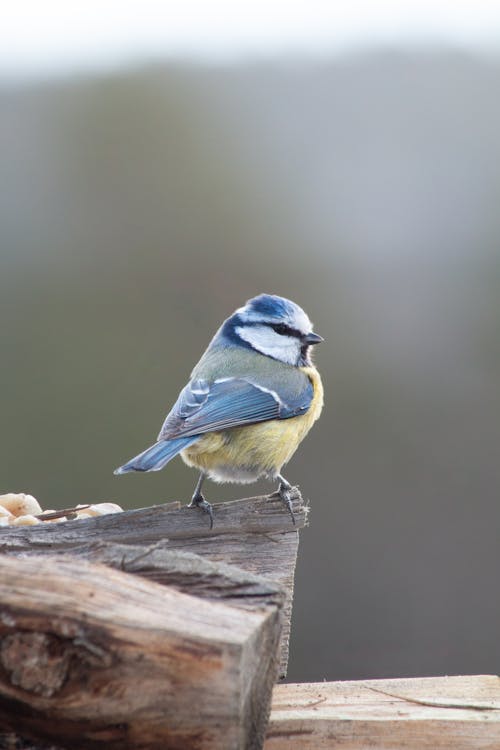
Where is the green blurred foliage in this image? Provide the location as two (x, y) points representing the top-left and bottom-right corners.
(1, 51), (500, 682)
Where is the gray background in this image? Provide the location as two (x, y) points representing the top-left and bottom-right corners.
(1, 50), (499, 682)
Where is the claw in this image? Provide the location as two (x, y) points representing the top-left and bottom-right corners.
(188, 494), (214, 530)
(188, 472), (213, 529)
(278, 481), (296, 526)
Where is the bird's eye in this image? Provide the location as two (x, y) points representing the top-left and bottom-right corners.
(271, 323), (291, 336)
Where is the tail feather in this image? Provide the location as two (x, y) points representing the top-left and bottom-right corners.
(114, 436), (198, 474)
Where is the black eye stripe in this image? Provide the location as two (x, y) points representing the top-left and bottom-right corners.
(238, 319), (303, 338)
(269, 323), (302, 338)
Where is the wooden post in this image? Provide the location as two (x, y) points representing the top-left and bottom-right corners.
(0, 492), (306, 749)
(0, 491), (306, 679)
(0, 553), (281, 750)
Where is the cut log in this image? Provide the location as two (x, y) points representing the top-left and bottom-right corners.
(66, 541), (286, 609)
(265, 675), (500, 749)
(0, 492), (306, 677)
(0, 553), (282, 750)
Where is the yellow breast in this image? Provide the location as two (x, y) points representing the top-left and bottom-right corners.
(181, 366), (324, 481)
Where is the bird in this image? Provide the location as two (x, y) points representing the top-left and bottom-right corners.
(114, 294), (324, 528)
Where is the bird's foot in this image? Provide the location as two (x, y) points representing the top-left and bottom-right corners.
(188, 492), (214, 530)
(277, 481), (296, 526)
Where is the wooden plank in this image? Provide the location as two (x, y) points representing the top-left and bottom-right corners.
(265, 675), (500, 749)
(0, 492), (305, 678)
(0, 493), (306, 552)
(0, 553), (283, 750)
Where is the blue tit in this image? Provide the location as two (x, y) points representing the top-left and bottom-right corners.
(114, 294), (324, 527)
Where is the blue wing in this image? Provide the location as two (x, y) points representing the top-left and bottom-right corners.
(158, 376), (313, 440)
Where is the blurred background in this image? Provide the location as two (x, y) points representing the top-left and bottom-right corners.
(1, 2), (500, 683)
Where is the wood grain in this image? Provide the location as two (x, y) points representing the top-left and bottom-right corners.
(0, 554), (282, 750)
(265, 675), (500, 749)
(0, 491), (306, 677)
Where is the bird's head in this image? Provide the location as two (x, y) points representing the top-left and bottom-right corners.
(221, 294), (323, 366)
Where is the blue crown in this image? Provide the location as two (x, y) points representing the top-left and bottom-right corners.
(245, 294), (295, 321)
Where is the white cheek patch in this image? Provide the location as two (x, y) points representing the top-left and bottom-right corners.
(236, 325), (299, 365)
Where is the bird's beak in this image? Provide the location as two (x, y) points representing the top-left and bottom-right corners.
(304, 332), (324, 345)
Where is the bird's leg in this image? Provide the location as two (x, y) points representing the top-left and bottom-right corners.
(276, 474), (296, 526)
(188, 472), (214, 530)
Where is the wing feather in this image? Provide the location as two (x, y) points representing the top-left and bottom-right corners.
(158, 376), (312, 440)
